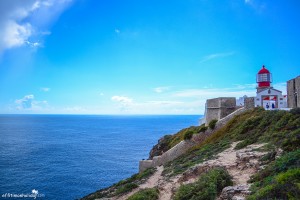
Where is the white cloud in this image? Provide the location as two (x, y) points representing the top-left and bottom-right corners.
(15, 94), (48, 110)
(174, 87), (256, 98)
(244, 0), (266, 12)
(153, 86), (170, 93)
(40, 87), (50, 92)
(0, 0), (72, 53)
(111, 96), (133, 105)
(115, 29), (120, 34)
(199, 51), (235, 63)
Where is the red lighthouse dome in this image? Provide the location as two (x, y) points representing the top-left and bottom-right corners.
(257, 65), (272, 88)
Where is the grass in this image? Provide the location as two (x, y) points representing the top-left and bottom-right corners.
(163, 107), (300, 177)
(81, 168), (156, 199)
(127, 188), (159, 200)
(174, 167), (233, 200)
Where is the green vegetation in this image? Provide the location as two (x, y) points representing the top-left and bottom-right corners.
(208, 119), (218, 129)
(184, 130), (194, 140)
(150, 124), (208, 158)
(115, 183), (138, 195)
(83, 107), (300, 200)
(248, 149), (300, 200)
(174, 167), (233, 200)
(168, 124), (207, 148)
(82, 168), (156, 199)
(127, 188), (159, 200)
(163, 107), (300, 177)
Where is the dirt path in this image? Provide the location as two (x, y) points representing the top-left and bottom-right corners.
(115, 142), (267, 200)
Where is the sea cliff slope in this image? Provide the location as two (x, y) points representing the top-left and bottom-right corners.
(82, 107), (300, 200)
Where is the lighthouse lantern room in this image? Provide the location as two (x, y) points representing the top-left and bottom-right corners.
(255, 65), (287, 109)
(256, 65), (272, 91)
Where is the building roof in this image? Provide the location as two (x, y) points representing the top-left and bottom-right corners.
(257, 87), (282, 94)
(258, 65), (270, 74)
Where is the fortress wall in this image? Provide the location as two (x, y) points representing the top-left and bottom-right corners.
(205, 97), (236, 125)
(287, 76), (300, 108)
(244, 97), (255, 109)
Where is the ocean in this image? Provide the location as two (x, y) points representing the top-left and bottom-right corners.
(0, 115), (200, 200)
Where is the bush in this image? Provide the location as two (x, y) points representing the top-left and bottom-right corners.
(248, 168), (300, 200)
(127, 188), (159, 200)
(184, 130), (194, 140)
(290, 107), (300, 115)
(115, 183), (138, 195)
(250, 149), (300, 183)
(174, 167), (233, 200)
(208, 119), (218, 129)
(199, 125), (208, 132)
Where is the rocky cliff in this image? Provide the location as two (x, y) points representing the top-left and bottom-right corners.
(82, 107), (300, 200)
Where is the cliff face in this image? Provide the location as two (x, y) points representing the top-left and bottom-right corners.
(82, 107), (300, 200)
(149, 135), (173, 159)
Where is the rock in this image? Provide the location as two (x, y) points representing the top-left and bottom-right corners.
(219, 184), (251, 200)
(149, 135), (173, 159)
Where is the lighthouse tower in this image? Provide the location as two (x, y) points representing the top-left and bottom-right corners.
(256, 65), (272, 93)
(255, 65), (287, 109)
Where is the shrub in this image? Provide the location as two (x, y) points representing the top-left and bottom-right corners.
(199, 125), (208, 132)
(250, 149), (300, 183)
(115, 183), (138, 195)
(290, 107), (300, 115)
(184, 130), (194, 140)
(248, 168), (300, 200)
(174, 167), (233, 200)
(127, 188), (159, 200)
(208, 119), (218, 129)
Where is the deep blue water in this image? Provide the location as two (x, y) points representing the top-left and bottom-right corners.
(0, 115), (200, 200)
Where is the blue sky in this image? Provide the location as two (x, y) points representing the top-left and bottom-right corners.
(0, 0), (299, 114)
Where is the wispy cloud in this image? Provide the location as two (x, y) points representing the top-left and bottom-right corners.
(15, 94), (48, 110)
(244, 0), (266, 12)
(199, 51), (235, 63)
(173, 85), (256, 98)
(111, 95), (133, 105)
(153, 86), (170, 93)
(40, 87), (50, 92)
(0, 0), (72, 53)
(115, 28), (120, 34)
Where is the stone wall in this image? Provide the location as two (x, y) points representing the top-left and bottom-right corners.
(244, 97), (255, 109)
(287, 76), (300, 108)
(139, 107), (246, 172)
(139, 140), (195, 172)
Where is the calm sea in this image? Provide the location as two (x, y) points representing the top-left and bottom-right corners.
(0, 115), (200, 200)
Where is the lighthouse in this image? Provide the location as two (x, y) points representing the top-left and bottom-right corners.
(255, 65), (287, 109)
(256, 65), (272, 93)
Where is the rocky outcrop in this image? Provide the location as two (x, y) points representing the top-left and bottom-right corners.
(149, 135), (173, 159)
(219, 185), (251, 200)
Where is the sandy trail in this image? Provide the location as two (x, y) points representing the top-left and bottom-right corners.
(115, 142), (267, 200)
